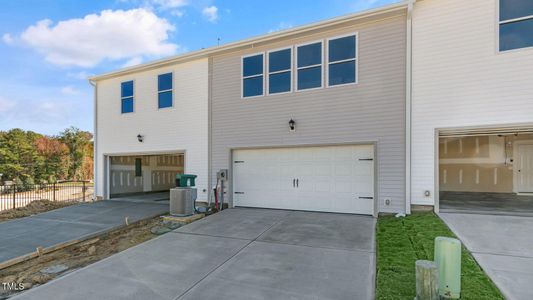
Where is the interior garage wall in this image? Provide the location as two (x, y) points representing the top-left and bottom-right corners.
(210, 13), (407, 213)
(439, 135), (533, 193)
(411, 0), (533, 205)
(110, 155), (184, 195)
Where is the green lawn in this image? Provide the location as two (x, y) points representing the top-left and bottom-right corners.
(376, 212), (503, 300)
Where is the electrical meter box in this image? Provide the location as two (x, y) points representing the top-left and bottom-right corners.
(217, 169), (228, 180)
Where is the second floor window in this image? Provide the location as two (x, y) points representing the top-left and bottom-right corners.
(499, 0), (533, 51)
(158, 72), (173, 109)
(121, 81), (134, 114)
(297, 42), (322, 90)
(328, 35), (357, 86)
(242, 53), (264, 98)
(268, 48), (292, 94)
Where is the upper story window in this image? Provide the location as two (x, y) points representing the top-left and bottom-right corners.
(268, 48), (292, 94)
(296, 42), (322, 90)
(242, 53), (264, 98)
(499, 0), (533, 51)
(328, 35), (357, 86)
(158, 72), (173, 109)
(121, 81), (134, 114)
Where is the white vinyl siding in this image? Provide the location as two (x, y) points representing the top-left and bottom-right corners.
(411, 0), (533, 206)
(95, 59), (209, 201)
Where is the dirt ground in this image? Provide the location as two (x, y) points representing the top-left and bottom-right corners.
(0, 200), (78, 223)
(0, 216), (163, 299)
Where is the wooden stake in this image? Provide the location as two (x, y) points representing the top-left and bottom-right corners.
(415, 260), (439, 300)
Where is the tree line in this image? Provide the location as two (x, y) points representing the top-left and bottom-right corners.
(0, 127), (93, 186)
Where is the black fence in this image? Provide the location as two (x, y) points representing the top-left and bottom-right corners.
(0, 181), (94, 212)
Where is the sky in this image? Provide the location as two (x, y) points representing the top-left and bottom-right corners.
(0, 0), (398, 136)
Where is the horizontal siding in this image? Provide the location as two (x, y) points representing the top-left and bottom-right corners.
(411, 0), (533, 205)
(96, 59), (209, 200)
(211, 14), (407, 213)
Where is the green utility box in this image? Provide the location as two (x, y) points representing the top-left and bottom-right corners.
(176, 174), (197, 187)
(434, 237), (462, 299)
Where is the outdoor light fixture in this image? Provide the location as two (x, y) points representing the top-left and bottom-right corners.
(289, 119), (296, 132)
(137, 134), (144, 143)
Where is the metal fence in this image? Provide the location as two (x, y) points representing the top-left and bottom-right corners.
(0, 181), (94, 212)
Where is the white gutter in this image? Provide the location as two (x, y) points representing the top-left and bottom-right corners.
(89, 1), (408, 81)
(89, 79), (97, 201)
(405, 0), (415, 214)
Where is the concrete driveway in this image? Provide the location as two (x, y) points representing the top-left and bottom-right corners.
(14, 208), (376, 300)
(440, 213), (533, 300)
(0, 199), (168, 268)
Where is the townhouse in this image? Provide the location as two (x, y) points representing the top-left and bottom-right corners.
(90, 0), (533, 216)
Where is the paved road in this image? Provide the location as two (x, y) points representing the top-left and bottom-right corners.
(440, 213), (533, 300)
(14, 208), (376, 300)
(0, 199), (168, 267)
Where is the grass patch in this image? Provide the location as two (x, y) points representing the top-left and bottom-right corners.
(376, 212), (503, 300)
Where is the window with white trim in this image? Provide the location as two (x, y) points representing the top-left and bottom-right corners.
(268, 48), (292, 94)
(499, 0), (533, 51)
(297, 42), (322, 90)
(121, 81), (134, 114)
(328, 35), (357, 86)
(158, 72), (173, 109)
(242, 54), (264, 97)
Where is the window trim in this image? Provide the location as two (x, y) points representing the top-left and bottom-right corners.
(326, 32), (359, 88)
(120, 80), (135, 114)
(157, 71), (174, 110)
(241, 52), (265, 99)
(295, 39), (324, 92)
(497, 0), (533, 53)
(266, 46), (293, 96)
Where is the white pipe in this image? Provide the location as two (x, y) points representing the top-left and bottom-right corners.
(89, 79), (97, 200)
(405, 0), (415, 215)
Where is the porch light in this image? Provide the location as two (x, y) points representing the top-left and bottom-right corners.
(289, 119), (296, 132)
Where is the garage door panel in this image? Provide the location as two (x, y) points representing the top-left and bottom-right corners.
(233, 145), (374, 215)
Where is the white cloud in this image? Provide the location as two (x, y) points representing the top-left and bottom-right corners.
(67, 71), (93, 80)
(151, 0), (189, 9)
(60, 86), (80, 95)
(122, 56), (143, 67)
(2, 33), (14, 45)
(202, 6), (219, 23)
(269, 22), (293, 33)
(19, 9), (178, 68)
(0, 96), (16, 112)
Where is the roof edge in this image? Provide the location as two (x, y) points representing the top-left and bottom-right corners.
(89, 1), (408, 81)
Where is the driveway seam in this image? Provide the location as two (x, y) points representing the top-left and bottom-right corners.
(254, 238), (375, 254)
(174, 210), (293, 300)
(169, 231), (253, 241)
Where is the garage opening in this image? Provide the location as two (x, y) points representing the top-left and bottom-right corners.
(109, 154), (184, 199)
(438, 127), (533, 215)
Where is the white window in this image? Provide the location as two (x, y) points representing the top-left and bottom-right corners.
(268, 48), (292, 94)
(296, 41), (323, 91)
(327, 34), (357, 86)
(499, 0), (533, 51)
(242, 53), (264, 98)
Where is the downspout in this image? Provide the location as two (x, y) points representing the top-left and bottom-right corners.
(89, 79), (98, 201)
(405, 0), (415, 215)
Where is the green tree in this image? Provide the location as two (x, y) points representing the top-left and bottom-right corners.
(59, 127), (93, 180)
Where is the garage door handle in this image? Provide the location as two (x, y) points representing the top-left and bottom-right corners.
(293, 179), (295, 187)
(359, 196), (373, 199)
(359, 158), (373, 161)
(296, 179), (299, 188)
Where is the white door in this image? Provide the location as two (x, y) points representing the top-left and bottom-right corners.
(232, 145), (375, 215)
(517, 144), (533, 193)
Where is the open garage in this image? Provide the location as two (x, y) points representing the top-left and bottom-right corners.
(109, 154), (184, 198)
(438, 127), (533, 215)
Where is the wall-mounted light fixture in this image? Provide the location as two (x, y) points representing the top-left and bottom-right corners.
(289, 119), (296, 132)
(137, 134), (144, 143)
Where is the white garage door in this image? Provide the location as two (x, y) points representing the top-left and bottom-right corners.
(232, 145), (375, 215)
